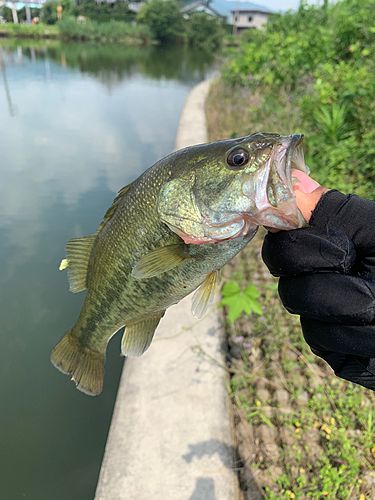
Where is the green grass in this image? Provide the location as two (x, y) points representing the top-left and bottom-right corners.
(2, 23), (60, 38)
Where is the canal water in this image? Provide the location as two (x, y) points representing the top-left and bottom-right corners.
(0, 40), (215, 500)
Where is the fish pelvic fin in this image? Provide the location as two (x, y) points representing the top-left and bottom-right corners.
(121, 311), (165, 357)
(131, 243), (193, 279)
(191, 270), (219, 319)
(51, 330), (105, 396)
(59, 235), (96, 293)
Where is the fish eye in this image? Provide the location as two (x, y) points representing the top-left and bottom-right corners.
(227, 149), (249, 169)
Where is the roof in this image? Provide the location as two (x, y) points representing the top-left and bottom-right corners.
(230, 8), (272, 14)
(5, 0), (44, 6)
(181, 1), (225, 18)
(210, 0), (272, 21)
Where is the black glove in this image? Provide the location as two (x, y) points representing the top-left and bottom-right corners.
(262, 190), (375, 391)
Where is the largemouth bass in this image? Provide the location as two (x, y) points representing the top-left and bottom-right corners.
(51, 132), (308, 395)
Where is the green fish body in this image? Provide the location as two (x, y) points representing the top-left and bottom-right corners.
(51, 132), (308, 395)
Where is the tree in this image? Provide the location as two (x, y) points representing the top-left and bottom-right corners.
(75, 0), (134, 24)
(186, 12), (225, 50)
(137, 0), (185, 44)
(41, 0), (76, 25)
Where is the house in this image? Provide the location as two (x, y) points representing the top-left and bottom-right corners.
(210, 0), (272, 31)
(230, 6), (271, 32)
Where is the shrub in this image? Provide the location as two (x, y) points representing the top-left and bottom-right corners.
(219, 0), (375, 200)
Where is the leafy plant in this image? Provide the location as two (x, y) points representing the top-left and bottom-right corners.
(313, 103), (350, 143)
(219, 280), (262, 323)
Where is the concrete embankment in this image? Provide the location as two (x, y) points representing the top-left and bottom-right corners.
(94, 79), (237, 500)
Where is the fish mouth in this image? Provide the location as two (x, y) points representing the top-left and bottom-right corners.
(242, 133), (310, 231)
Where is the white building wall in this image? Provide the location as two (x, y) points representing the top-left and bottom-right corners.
(231, 11), (269, 30)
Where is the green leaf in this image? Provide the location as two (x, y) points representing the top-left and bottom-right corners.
(247, 297), (263, 315)
(219, 281), (263, 322)
(220, 295), (246, 323)
(243, 284), (260, 299)
(221, 281), (240, 297)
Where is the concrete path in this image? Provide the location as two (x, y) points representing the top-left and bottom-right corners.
(94, 80), (237, 500)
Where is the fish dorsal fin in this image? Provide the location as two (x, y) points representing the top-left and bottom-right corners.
(58, 183), (133, 293)
(131, 243), (193, 279)
(191, 270), (219, 319)
(96, 183), (133, 235)
(121, 311), (165, 357)
(59, 235), (96, 293)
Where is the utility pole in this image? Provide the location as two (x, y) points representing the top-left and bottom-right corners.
(233, 0), (239, 36)
(10, 1), (18, 23)
(25, 4), (32, 24)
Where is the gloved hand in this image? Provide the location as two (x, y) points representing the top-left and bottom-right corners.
(262, 187), (375, 391)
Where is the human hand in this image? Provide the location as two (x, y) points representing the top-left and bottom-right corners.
(291, 169), (329, 223)
(262, 175), (375, 391)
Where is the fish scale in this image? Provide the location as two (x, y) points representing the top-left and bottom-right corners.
(51, 132), (308, 395)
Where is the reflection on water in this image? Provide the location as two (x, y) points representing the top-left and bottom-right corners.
(0, 46), (16, 116)
(0, 40), (215, 500)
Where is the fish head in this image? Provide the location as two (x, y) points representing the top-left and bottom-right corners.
(158, 132), (309, 244)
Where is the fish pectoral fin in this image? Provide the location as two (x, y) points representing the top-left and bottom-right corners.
(191, 270), (219, 319)
(121, 311), (165, 357)
(131, 244), (193, 279)
(60, 235), (97, 293)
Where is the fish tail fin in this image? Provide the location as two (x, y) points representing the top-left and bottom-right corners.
(51, 330), (105, 396)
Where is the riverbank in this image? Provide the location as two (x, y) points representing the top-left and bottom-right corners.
(0, 21), (153, 44)
(205, 78), (375, 499)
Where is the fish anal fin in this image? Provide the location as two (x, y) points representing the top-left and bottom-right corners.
(96, 182), (133, 235)
(131, 244), (193, 279)
(61, 235), (96, 293)
(191, 270), (219, 319)
(51, 329), (105, 396)
(121, 312), (165, 357)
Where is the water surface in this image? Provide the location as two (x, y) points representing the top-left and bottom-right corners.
(0, 40), (215, 500)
